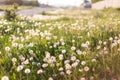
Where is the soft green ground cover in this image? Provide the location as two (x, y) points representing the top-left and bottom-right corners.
(0, 8), (120, 80)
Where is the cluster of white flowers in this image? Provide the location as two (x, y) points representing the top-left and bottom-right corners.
(1, 12), (120, 80)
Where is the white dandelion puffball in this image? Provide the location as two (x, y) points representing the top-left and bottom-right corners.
(59, 54), (64, 60)
(48, 77), (53, 80)
(61, 49), (66, 54)
(24, 68), (31, 74)
(12, 58), (17, 62)
(37, 69), (43, 74)
(42, 63), (48, 68)
(81, 61), (86, 66)
(17, 65), (23, 72)
(5, 47), (10, 51)
(71, 56), (76, 61)
(71, 46), (76, 51)
(66, 70), (71, 75)
(1, 76), (9, 80)
(84, 66), (89, 72)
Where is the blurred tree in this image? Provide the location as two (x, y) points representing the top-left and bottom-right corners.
(4, 3), (18, 21)
(92, 0), (102, 3)
(5, 0), (39, 6)
(22, 0), (39, 6)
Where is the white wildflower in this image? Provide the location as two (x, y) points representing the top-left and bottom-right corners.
(66, 70), (71, 75)
(29, 50), (34, 54)
(103, 42), (107, 45)
(17, 65), (23, 72)
(61, 42), (65, 45)
(84, 66), (89, 72)
(99, 40), (102, 44)
(65, 64), (71, 70)
(12, 42), (18, 47)
(48, 77), (53, 80)
(71, 46), (76, 51)
(1, 76), (9, 80)
(29, 57), (33, 61)
(71, 56), (76, 61)
(12, 58), (17, 63)
(24, 68), (31, 74)
(37, 69), (43, 74)
(92, 59), (96, 62)
(61, 49), (66, 54)
(19, 44), (23, 49)
(81, 61), (86, 66)
(72, 40), (75, 43)
(109, 37), (113, 41)
(5, 47), (10, 51)
(42, 63), (48, 68)
(59, 54), (64, 60)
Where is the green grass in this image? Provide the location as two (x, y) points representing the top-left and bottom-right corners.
(0, 9), (120, 80)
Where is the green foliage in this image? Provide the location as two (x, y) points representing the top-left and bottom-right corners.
(41, 11), (47, 15)
(4, 3), (18, 21)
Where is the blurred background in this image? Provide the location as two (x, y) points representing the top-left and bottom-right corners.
(0, 0), (120, 9)
(0, 0), (120, 17)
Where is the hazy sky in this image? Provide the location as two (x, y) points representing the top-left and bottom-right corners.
(38, 0), (84, 7)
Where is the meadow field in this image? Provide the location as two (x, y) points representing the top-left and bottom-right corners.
(0, 8), (120, 80)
